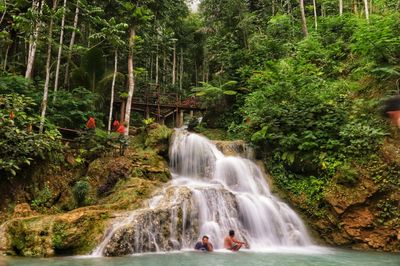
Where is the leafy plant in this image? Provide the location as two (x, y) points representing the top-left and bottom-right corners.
(0, 93), (62, 178)
(31, 184), (53, 212)
(72, 179), (91, 207)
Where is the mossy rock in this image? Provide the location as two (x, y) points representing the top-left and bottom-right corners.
(143, 124), (173, 157)
(7, 217), (54, 257)
(51, 210), (109, 255)
(5, 210), (108, 257)
(97, 177), (162, 210)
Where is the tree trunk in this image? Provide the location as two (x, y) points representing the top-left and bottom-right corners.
(108, 50), (118, 133)
(53, 0), (67, 103)
(272, 0), (275, 16)
(299, 0), (309, 37)
(195, 63), (198, 86)
(149, 55), (153, 83)
(3, 43), (10, 71)
(287, 0), (292, 15)
(64, 0), (79, 88)
(353, 0), (359, 15)
(202, 47), (206, 82)
(39, 0), (57, 133)
(124, 26), (136, 136)
(25, 0), (44, 79)
(313, 0), (318, 30)
(172, 41), (176, 85)
(163, 51), (166, 84)
(155, 45), (159, 84)
(179, 48), (183, 91)
(369, 0), (372, 15)
(363, 0), (369, 21)
(339, 0), (343, 16)
(0, 0), (6, 25)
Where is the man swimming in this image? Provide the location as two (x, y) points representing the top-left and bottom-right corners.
(224, 230), (248, 251)
(194, 235), (214, 252)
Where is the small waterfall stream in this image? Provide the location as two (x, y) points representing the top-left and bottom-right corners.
(93, 130), (312, 256)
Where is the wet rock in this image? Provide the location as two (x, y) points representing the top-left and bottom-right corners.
(214, 140), (255, 159)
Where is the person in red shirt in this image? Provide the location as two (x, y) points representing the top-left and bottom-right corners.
(116, 122), (127, 156)
(86, 116), (96, 129)
(116, 123), (126, 134)
(112, 119), (120, 131)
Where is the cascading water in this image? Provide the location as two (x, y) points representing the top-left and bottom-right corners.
(92, 130), (312, 256)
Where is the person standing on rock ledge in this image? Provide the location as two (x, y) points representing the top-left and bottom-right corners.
(194, 235), (214, 252)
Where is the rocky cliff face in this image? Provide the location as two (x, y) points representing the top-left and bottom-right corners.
(0, 125), (173, 257)
(279, 138), (400, 252)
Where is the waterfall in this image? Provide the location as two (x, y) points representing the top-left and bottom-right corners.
(92, 130), (312, 256)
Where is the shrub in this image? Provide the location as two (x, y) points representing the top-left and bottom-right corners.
(0, 93), (62, 178)
(72, 179), (90, 207)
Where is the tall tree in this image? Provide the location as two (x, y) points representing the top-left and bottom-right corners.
(172, 38), (177, 85)
(40, 0), (57, 133)
(53, 0), (68, 103)
(108, 49), (118, 133)
(363, 0), (370, 21)
(340, 0), (343, 15)
(90, 15), (128, 133)
(25, 0), (44, 79)
(313, 0), (318, 30)
(0, 0), (6, 24)
(124, 25), (136, 135)
(299, 0), (308, 37)
(64, 0), (80, 87)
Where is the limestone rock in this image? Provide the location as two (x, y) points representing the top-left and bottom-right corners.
(3, 210), (108, 257)
(12, 203), (36, 218)
(324, 177), (378, 214)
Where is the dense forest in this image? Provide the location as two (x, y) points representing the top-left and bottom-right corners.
(0, 0), (400, 255)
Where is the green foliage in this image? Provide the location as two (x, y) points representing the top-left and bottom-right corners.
(52, 222), (68, 250)
(0, 75), (38, 100)
(143, 117), (155, 126)
(221, 13), (399, 217)
(77, 129), (118, 161)
(47, 87), (102, 129)
(193, 80), (239, 97)
(31, 184), (53, 212)
(376, 199), (400, 225)
(72, 179), (91, 207)
(0, 94), (62, 178)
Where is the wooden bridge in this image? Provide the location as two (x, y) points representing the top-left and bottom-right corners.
(115, 84), (205, 127)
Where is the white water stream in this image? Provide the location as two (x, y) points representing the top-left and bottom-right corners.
(93, 130), (312, 256)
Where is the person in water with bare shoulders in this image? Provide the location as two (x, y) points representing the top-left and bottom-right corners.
(194, 235), (214, 252)
(224, 230), (248, 251)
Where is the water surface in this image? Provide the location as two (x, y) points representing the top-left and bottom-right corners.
(3, 249), (399, 266)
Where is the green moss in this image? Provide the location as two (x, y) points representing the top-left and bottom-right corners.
(7, 218), (52, 257)
(51, 211), (108, 255)
(52, 223), (68, 250)
(144, 124), (173, 150)
(193, 127), (231, 140)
